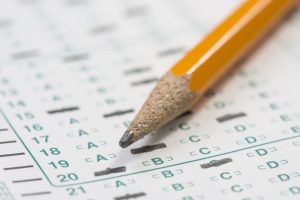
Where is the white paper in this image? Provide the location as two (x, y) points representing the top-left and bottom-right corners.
(0, 0), (300, 199)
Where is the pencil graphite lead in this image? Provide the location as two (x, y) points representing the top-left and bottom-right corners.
(119, 130), (135, 148)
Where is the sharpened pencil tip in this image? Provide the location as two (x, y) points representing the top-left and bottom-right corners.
(119, 130), (135, 148)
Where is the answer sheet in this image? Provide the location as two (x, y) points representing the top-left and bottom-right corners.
(0, 0), (300, 199)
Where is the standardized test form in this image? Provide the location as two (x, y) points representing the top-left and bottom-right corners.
(1, 0), (300, 199)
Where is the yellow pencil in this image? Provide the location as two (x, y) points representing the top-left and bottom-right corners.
(119, 0), (299, 148)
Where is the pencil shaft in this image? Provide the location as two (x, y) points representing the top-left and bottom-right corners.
(172, 0), (298, 92)
(119, 0), (298, 148)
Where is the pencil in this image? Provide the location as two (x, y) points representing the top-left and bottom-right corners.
(119, 0), (299, 148)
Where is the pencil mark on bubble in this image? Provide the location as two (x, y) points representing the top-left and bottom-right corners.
(158, 47), (185, 57)
(216, 112), (247, 123)
(126, 6), (149, 17)
(200, 158), (232, 169)
(90, 24), (116, 35)
(63, 53), (89, 62)
(103, 109), (134, 118)
(47, 106), (79, 114)
(94, 166), (126, 176)
(131, 143), (167, 154)
(12, 50), (39, 60)
(131, 78), (158, 86)
(124, 67), (151, 75)
(114, 192), (146, 200)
